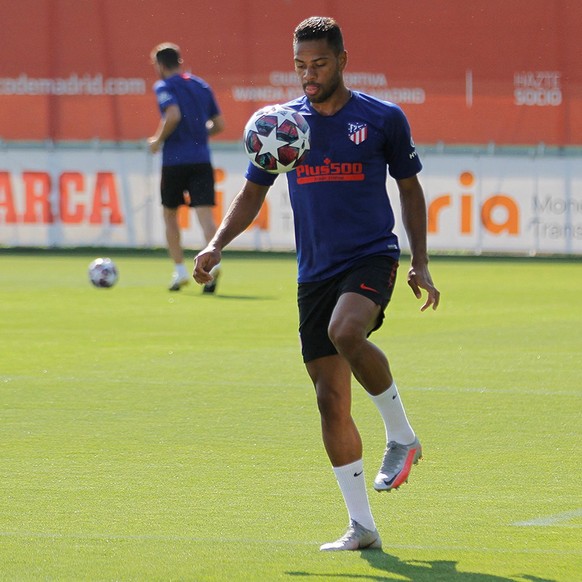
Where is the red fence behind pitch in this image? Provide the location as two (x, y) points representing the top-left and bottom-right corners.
(1, 0), (580, 145)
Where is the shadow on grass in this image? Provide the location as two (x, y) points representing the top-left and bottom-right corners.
(200, 293), (279, 301)
(287, 551), (557, 582)
(179, 290), (279, 301)
(214, 294), (279, 301)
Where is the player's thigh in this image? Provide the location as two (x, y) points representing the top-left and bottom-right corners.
(330, 292), (382, 339)
(194, 205), (215, 225)
(163, 205), (179, 216)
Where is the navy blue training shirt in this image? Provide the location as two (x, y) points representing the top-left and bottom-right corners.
(246, 92), (422, 283)
(154, 73), (220, 166)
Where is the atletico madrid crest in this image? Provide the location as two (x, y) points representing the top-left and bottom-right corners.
(348, 122), (368, 145)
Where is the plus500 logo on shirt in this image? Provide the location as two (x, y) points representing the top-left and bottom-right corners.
(295, 160), (364, 184)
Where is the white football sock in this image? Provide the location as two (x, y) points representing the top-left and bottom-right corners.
(175, 263), (188, 278)
(370, 382), (415, 445)
(332, 460), (376, 532)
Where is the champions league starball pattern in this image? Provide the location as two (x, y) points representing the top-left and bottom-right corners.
(243, 105), (311, 174)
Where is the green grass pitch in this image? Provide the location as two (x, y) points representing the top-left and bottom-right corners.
(1, 250), (580, 581)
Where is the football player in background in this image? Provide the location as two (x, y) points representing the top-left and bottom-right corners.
(148, 42), (225, 292)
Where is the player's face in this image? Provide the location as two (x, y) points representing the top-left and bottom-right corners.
(294, 39), (346, 104)
(153, 61), (163, 79)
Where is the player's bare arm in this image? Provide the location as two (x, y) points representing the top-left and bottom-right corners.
(397, 175), (440, 311)
(206, 114), (225, 136)
(194, 180), (270, 284)
(147, 104), (181, 153)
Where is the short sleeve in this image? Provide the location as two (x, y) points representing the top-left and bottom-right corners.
(153, 80), (176, 113)
(244, 162), (278, 187)
(384, 105), (422, 180)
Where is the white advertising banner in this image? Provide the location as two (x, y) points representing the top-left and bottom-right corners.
(412, 154), (582, 255)
(0, 146), (580, 255)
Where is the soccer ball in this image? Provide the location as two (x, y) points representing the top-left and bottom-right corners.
(243, 105), (310, 174)
(88, 257), (118, 288)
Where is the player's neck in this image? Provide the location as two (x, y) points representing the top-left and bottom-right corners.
(162, 66), (181, 79)
(310, 86), (351, 116)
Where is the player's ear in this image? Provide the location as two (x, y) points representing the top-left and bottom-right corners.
(338, 50), (348, 72)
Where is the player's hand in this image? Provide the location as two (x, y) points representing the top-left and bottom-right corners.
(147, 137), (160, 154)
(407, 264), (440, 311)
(194, 248), (221, 285)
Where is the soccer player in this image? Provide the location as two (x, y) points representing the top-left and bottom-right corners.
(194, 17), (440, 550)
(148, 43), (225, 292)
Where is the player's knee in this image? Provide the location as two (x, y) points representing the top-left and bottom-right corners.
(328, 319), (364, 357)
(315, 386), (348, 422)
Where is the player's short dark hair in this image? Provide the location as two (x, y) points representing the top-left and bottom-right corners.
(293, 16), (344, 55)
(151, 42), (183, 68)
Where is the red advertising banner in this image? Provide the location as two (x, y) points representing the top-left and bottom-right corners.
(0, 0), (581, 145)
